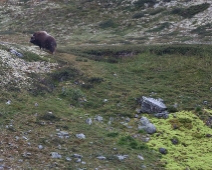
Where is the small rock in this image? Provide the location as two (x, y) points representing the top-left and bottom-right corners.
(76, 133), (86, 139)
(86, 118), (92, 125)
(140, 117), (150, 126)
(159, 148), (167, 154)
(125, 117), (131, 122)
(10, 49), (23, 57)
(0, 159), (4, 162)
(51, 152), (62, 159)
(72, 154), (82, 158)
(66, 157), (72, 161)
(154, 111), (169, 119)
(206, 134), (211, 137)
(22, 136), (28, 140)
(116, 155), (128, 161)
(76, 158), (81, 163)
(38, 145), (43, 149)
(95, 116), (103, 121)
(134, 114), (139, 118)
(137, 155), (144, 160)
(138, 123), (156, 134)
(57, 131), (70, 139)
(6, 100), (11, 105)
(97, 156), (106, 160)
(171, 138), (179, 145)
(103, 99), (108, 102)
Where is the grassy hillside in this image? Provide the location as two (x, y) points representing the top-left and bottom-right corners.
(0, 0), (212, 169)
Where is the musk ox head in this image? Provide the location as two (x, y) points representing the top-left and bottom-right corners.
(30, 31), (57, 54)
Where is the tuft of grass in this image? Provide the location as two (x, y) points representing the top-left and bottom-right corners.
(118, 135), (148, 150)
(107, 132), (119, 137)
(99, 19), (117, 29)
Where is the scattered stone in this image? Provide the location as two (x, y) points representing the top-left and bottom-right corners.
(66, 157), (72, 161)
(38, 145), (43, 149)
(51, 152), (62, 159)
(142, 137), (150, 142)
(135, 114), (139, 118)
(145, 123), (156, 134)
(0, 159), (4, 162)
(125, 117), (131, 122)
(72, 154), (83, 158)
(22, 152), (32, 158)
(203, 101), (208, 105)
(22, 136), (28, 140)
(95, 116), (103, 121)
(154, 111), (169, 119)
(6, 100), (11, 105)
(171, 138), (179, 145)
(57, 131), (70, 139)
(75, 158), (81, 163)
(116, 155), (128, 161)
(103, 99), (108, 102)
(81, 161), (86, 164)
(34, 103), (38, 107)
(159, 148), (167, 154)
(138, 117), (156, 134)
(97, 156), (106, 160)
(140, 96), (167, 114)
(76, 133), (86, 139)
(86, 118), (92, 125)
(137, 155), (144, 160)
(10, 49), (23, 58)
(140, 117), (150, 126)
(206, 134), (211, 137)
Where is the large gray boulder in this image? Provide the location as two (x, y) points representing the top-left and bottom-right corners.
(140, 96), (167, 114)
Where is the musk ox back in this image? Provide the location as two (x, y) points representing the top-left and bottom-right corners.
(30, 31), (57, 54)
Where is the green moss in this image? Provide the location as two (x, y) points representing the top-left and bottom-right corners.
(147, 111), (212, 169)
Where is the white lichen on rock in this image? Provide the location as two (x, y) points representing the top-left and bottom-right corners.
(0, 44), (58, 89)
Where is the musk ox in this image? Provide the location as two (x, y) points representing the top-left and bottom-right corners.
(30, 31), (57, 54)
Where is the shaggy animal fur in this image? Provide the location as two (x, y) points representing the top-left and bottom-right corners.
(30, 31), (57, 54)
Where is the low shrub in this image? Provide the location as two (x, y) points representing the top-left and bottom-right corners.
(171, 3), (210, 18)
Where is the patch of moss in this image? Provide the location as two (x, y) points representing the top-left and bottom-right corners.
(118, 135), (148, 150)
(147, 111), (212, 169)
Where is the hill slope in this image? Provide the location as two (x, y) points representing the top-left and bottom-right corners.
(0, 0), (212, 170)
(1, 0), (212, 45)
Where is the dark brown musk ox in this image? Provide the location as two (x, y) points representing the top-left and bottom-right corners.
(30, 31), (57, 54)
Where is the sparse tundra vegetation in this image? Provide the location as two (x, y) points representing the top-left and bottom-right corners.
(0, 0), (212, 169)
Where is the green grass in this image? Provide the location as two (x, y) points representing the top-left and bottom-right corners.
(1, 0), (212, 169)
(1, 42), (212, 169)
